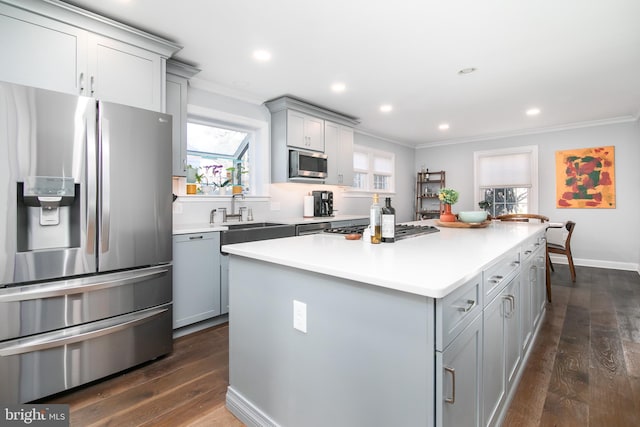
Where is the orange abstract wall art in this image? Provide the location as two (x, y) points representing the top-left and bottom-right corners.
(555, 146), (615, 208)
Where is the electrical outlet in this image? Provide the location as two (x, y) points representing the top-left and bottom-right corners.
(293, 300), (307, 333)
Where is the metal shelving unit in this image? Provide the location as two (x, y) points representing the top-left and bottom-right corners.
(415, 170), (446, 220)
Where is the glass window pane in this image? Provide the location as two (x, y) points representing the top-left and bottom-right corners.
(373, 174), (388, 190)
(187, 122), (248, 156)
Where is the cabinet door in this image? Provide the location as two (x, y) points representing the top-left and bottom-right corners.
(304, 114), (324, 151)
(87, 33), (163, 111)
(438, 316), (483, 427)
(325, 121), (354, 185)
(532, 251), (546, 328)
(504, 277), (521, 390)
(172, 233), (222, 329)
(286, 110), (307, 149)
(324, 121), (339, 184)
(0, 8), (87, 95)
(520, 259), (534, 353)
(337, 125), (354, 185)
(286, 110), (324, 151)
(166, 74), (187, 176)
(483, 292), (507, 427)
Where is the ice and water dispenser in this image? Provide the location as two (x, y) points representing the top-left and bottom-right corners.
(17, 176), (81, 252)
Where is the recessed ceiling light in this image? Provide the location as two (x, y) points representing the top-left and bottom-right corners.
(438, 123), (450, 131)
(331, 82), (346, 93)
(458, 67), (477, 75)
(252, 50), (271, 62)
(526, 108), (541, 116)
(379, 104), (393, 113)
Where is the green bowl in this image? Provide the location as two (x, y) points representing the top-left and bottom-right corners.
(458, 211), (488, 223)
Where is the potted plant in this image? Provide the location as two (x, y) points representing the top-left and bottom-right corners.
(438, 188), (459, 222)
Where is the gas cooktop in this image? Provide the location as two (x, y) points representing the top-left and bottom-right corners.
(325, 224), (440, 240)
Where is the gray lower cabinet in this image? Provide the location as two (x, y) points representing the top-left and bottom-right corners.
(483, 272), (522, 427)
(437, 313), (483, 427)
(172, 232), (221, 329)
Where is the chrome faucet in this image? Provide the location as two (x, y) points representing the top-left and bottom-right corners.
(225, 193), (245, 221)
(209, 209), (216, 224)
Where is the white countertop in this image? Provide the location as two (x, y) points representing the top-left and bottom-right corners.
(222, 220), (546, 299)
(172, 215), (367, 235)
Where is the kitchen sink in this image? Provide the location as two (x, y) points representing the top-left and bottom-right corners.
(220, 223), (296, 246)
(225, 222), (287, 230)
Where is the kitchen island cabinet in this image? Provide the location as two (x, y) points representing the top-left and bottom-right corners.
(223, 221), (548, 427)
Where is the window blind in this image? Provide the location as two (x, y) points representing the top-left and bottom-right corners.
(477, 152), (532, 188)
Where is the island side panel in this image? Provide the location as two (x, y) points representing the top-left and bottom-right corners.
(226, 256), (436, 427)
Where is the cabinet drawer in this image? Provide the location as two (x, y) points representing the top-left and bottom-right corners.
(436, 273), (482, 351)
(521, 233), (545, 263)
(483, 249), (520, 304)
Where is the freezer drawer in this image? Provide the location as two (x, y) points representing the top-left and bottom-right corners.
(0, 265), (172, 341)
(0, 304), (173, 404)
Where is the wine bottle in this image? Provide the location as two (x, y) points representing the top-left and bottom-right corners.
(369, 193), (382, 244)
(381, 197), (396, 243)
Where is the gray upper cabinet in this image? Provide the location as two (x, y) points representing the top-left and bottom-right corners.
(325, 120), (354, 185)
(287, 110), (324, 151)
(265, 96), (359, 183)
(166, 60), (200, 176)
(0, 0), (180, 111)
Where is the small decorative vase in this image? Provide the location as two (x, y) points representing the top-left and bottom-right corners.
(218, 186), (227, 196)
(440, 204), (456, 222)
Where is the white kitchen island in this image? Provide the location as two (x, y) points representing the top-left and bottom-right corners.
(223, 220), (548, 427)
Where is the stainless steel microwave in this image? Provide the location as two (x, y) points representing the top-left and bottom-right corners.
(289, 150), (328, 179)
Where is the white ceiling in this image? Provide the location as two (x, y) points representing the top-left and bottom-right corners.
(64, 0), (640, 147)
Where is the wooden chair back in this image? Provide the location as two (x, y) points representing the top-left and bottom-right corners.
(496, 213), (550, 223)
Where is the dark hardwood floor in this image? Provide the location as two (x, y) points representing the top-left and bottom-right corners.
(39, 264), (640, 426)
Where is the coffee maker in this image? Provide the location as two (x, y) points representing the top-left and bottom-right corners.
(312, 190), (333, 217)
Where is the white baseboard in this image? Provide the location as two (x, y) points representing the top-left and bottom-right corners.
(549, 254), (639, 273)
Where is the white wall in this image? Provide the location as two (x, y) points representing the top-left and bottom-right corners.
(415, 120), (640, 270)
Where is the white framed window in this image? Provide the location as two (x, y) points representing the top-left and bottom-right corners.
(474, 146), (538, 216)
(185, 105), (269, 197)
(352, 145), (395, 193)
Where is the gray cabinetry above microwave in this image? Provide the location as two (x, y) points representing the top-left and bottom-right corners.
(265, 96), (359, 183)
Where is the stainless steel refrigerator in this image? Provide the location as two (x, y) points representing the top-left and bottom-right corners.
(0, 81), (173, 403)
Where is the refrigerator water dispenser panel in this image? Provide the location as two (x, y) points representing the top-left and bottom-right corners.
(17, 177), (81, 252)
(22, 176), (76, 226)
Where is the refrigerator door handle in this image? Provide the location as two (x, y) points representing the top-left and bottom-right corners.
(0, 267), (169, 303)
(0, 306), (168, 357)
(101, 117), (111, 253)
(87, 103), (98, 256)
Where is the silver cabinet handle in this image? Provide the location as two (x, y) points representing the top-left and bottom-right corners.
(503, 294), (515, 317)
(0, 268), (169, 302)
(90, 75), (95, 96)
(79, 72), (85, 94)
(189, 235), (204, 240)
(524, 250), (532, 255)
(456, 299), (476, 312)
(444, 366), (456, 404)
(489, 274), (504, 285)
(511, 261), (520, 266)
(0, 306), (167, 356)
